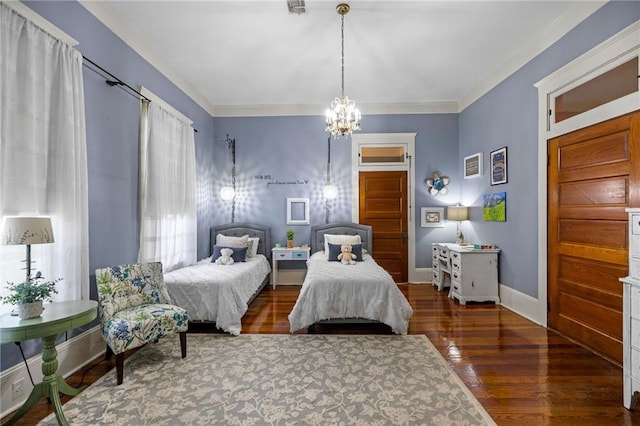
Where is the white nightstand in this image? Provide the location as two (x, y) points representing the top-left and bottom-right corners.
(271, 247), (311, 289)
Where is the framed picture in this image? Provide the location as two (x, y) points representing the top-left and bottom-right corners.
(286, 198), (309, 225)
(483, 192), (506, 222)
(421, 207), (444, 227)
(490, 147), (508, 185)
(463, 152), (483, 179)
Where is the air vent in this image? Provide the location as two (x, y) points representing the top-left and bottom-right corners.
(287, 0), (306, 14)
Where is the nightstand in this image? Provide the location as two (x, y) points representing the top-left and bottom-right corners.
(271, 247), (311, 288)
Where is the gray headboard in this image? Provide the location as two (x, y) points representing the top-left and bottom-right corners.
(310, 222), (373, 254)
(211, 223), (272, 262)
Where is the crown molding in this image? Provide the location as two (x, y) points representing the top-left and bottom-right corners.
(212, 101), (458, 118)
(78, 0), (216, 116)
(458, 1), (607, 112)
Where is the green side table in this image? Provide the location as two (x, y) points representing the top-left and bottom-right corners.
(0, 300), (98, 426)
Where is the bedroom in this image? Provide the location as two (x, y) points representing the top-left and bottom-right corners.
(1, 0), (639, 424)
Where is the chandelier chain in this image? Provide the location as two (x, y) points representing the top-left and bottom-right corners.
(341, 13), (345, 98)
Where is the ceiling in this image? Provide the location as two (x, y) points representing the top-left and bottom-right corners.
(79, 1), (607, 116)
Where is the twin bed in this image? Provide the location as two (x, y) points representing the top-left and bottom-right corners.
(163, 223), (271, 336)
(163, 222), (412, 336)
(288, 223), (413, 334)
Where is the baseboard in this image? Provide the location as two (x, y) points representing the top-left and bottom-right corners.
(0, 325), (104, 418)
(499, 284), (544, 326)
(412, 268), (433, 284)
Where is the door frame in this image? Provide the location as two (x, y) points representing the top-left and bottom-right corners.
(351, 133), (417, 282)
(532, 21), (640, 327)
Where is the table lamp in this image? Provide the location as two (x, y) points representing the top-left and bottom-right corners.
(447, 206), (469, 244)
(1, 217), (55, 281)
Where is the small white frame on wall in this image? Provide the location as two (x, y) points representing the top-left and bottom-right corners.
(286, 198), (309, 225)
(464, 152), (483, 179)
(421, 207), (445, 227)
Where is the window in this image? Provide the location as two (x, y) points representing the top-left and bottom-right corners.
(554, 57), (638, 123)
(359, 145), (407, 165)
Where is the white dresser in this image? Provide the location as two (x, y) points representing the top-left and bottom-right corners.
(622, 208), (640, 409)
(432, 243), (500, 305)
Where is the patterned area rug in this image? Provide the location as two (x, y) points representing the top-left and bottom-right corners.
(40, 334), (495, 425)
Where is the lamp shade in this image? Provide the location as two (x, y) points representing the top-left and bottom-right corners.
(447, 206), (469, 222)
(1, 217), (54, 245)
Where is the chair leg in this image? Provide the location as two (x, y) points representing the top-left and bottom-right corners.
(115, 352), (124, 385)
(104, 345), (113, 361)
(179, 332), (187, 358)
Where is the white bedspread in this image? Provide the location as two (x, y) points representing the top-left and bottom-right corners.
(288, 252), (413, 334)
(164, 255), (271, 335)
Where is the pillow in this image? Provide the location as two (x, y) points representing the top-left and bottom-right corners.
(247, 237), (259, 258)
(212, 245), (248, 263)
(350, 243), (364, 261)
(216, 233), (249, 249)
(327, 243), (342, 262)
(324, 234), (361, 254)
(327, 242), (364, 262)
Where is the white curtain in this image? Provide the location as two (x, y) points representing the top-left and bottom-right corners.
(138, 100), (197, 272)
(0, 4), (89, 314)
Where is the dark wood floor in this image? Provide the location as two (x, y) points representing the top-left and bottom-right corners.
(4, 283), (639, 425)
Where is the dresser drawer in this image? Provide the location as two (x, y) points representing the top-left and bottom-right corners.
(274, 251), (292, 260)
(291, 251), (308, 260)
(631, 235), (640, 259)
(632, 214), (640, 235)
(631, 347), (640, 380)
(439, 246), (449, 258)
(451, 259), (461, 273)
(631, 317), (640, 351)
(632, 259), (640, 279)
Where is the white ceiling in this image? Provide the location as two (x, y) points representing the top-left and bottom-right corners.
(79, 1), (607, 116)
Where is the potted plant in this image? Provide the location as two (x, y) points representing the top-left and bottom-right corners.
(1, 271), (60, 319)
(286, 229), (295, 248)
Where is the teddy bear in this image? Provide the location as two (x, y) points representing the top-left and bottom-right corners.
(215, 248), (235, 265)
(337, 243), (357, 265)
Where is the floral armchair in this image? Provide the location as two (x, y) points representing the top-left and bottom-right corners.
(95, 262), (189, 385)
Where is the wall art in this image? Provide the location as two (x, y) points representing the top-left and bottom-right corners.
(490, 147), (508, 185)
(483, 192), (506, 222)
(463, 152), (483, 179)
(421, 207), (445, 227)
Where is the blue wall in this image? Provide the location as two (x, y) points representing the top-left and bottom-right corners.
(1, 0), (216, 370)
(459, 0), (640, 298)
(212, 113), (460, 267)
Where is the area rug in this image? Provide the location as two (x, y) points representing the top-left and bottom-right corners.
(40, 334), (495, 425)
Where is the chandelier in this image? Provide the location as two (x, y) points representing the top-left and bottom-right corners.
(325, 3), (361, 138)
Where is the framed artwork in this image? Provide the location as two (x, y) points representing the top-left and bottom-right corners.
(483, 192), (506, 222)
(421, 207), (444, 227)
(490, 147), (508, 185)
(464, 152), (483, 179)
(286, 198), (309, 225)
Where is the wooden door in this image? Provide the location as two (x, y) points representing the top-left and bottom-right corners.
(548, 111), (640, 363)
(359, 171), (408, 282)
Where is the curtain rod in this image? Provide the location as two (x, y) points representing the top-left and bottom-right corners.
(82, 56), (198, 133)
(82, 55), (151, 102)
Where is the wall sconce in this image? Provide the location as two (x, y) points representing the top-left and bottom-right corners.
(219, 135), (236, 222)
(324, 137), (337, 223)
(425, 171), (449, 196)
(447, 205), (469, 244)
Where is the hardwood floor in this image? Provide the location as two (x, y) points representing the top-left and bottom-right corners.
(4, 283), (639, 425)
